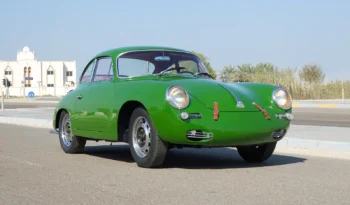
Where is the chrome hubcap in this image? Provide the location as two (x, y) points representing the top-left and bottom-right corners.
(132, 117), (151, 158)
(61, 115), (73, 147)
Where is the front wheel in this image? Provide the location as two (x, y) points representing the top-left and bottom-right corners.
(128, 107), (168, 168)
(236, 142), (277, 163)
(58, 110), (86, 153)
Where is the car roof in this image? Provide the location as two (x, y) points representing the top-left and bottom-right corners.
(94, 46), (191, 58)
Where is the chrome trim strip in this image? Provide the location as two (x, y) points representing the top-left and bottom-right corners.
(89, 59), (97, 83)
(91, 57), (114, 81)
(78, 58), (96, 84)
(275, 113), (293, 120)
(217, 84), (245, 108)
(186, 130), (213, 139)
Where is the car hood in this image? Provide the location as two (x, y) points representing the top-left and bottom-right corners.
(163, 78), (264, 112)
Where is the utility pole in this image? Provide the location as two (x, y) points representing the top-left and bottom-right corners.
(342, 80), (345, 101)
(5, 78), (9, 99)
(23, 74), (25, 98)
(1, 91), (4, 111)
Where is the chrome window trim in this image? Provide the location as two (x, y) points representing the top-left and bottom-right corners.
(217, 84), (245, 108)
(79, 59), (97, 84)
(115, 49), (199, 79)
(90, 56), (114, 84)
(88, 59), (97, 83)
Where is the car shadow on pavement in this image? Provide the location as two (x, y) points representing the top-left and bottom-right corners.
(83, 144), (135, 163)
(83, 143), (307, 169)
(162, 147), (307, 169)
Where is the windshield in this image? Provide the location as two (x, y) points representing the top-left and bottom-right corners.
(117, 50), (211, 78)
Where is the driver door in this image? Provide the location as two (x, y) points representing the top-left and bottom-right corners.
(73, 59), (96, 131)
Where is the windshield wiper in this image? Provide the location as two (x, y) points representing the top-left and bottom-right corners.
(194, 72), (214, 79)
(159, 67), (186, 76)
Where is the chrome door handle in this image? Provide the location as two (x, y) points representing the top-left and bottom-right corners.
(76, 95), (83, 99)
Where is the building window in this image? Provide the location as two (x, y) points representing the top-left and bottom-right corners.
(47, 84), (54, 87)
(25, 84), (31, 87)
(66, 71), (73, 76)
(47, 70), (54, 75)
(5, 71), (12, 75)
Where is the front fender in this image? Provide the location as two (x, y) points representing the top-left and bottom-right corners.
(52, 90), (78, 130)
(230, 82), (292, 112)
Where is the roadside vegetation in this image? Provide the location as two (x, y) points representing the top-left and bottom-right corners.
(193, 51), (349, 100)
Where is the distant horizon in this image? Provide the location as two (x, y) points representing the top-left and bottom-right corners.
(1, 0), (349, 82)
(0, 45), (346, 83)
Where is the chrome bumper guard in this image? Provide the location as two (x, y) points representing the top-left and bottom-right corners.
(276, 113), (293, 120)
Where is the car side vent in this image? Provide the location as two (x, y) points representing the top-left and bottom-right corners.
(186, 130), (213, 141)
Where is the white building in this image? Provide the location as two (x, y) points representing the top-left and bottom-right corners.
(0, 46), (77, 97)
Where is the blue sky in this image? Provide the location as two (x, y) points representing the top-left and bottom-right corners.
(0, 0), (349, 81)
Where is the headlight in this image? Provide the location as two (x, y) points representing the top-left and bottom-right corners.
(166, 85), (190, 109)
(272, 87), (292, 110)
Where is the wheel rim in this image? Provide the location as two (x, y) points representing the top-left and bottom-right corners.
(132, 116), (151, 158)
(61, 114), (73, 147)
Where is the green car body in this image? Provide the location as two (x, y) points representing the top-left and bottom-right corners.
(52, 46), (293, 168)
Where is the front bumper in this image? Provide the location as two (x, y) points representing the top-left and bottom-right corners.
(153, 103), (292, 147)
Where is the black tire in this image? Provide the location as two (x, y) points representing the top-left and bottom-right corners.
(237, 142), (277, 163)
(128, 107), (168, 168)
(58, 110), (86, 153)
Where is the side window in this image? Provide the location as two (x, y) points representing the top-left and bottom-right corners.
(93, 57), (113, 82)
(80, 60), (95, 84)
(118, 58), (155, 77)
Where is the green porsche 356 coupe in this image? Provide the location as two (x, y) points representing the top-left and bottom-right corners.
(51, 46), (293, 168)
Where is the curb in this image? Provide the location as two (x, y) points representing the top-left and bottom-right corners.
(3, 100), (59, 104)
(278, 138), (350, 152)
(0, 116), (52, 129)
(292, 103), (350, 109)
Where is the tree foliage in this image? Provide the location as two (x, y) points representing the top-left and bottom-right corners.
(217, 62), (349, 100)
(192, 51), (217, 79)
(299, 64), (325, 84)
(186, 51), (346, 100)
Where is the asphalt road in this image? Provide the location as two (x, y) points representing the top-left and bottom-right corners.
(292, 107), (350, 127)
(2, 102), (350, 127)
(0, 124), (350, 205)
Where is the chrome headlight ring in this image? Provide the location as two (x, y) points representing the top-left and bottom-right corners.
(166, 85), (190, 110)
(272, 87), (292, 110)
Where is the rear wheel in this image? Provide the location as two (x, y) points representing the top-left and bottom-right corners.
(58, 110), (86, 153)
(237, 142), (277, 163)
(128, 107), (168, 168)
